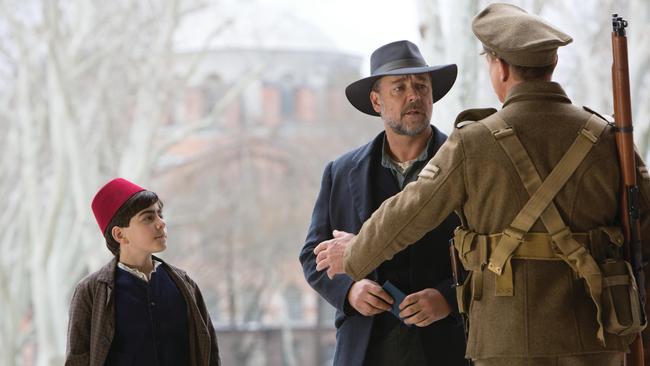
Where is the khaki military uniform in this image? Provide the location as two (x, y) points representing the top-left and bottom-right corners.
(343, 81), (650, 364)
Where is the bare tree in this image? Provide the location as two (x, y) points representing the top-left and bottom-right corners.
(416, 0), (486, 133)
(157, 118), (336, 365)
(0, 0), (250, 364)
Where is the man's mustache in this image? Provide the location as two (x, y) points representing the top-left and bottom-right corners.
(401, 102), (425, 117)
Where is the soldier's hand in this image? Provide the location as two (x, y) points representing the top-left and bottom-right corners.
(399, 288), (451, 327)
(314, 230), (355, 279)
(347, 279), (393, 316)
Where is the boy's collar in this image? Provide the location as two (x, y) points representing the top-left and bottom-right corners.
(117, 259), (162, 282)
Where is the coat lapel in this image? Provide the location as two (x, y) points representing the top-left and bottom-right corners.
(347, 126), (447, 223)
(93, 258), (117, 366)
(374, 163), (400, 206)
(348, 161), (372, 223)
(348, 133), (385, 223)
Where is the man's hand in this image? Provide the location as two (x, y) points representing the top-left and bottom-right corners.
(314, 230), (355, 279)
(399, 288), (451, 327)
(347, 279), (393, 316)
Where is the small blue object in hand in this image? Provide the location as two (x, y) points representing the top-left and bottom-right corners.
(382, 280), (411, 327)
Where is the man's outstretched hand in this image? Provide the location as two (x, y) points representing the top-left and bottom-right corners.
(314, 230), (355, 279)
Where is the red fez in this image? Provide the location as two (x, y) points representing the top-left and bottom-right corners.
(91, 178), (145, 233)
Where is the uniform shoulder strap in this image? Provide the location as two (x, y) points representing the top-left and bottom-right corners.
(454, 108), (497, 129)
(583, 106), (614, 124)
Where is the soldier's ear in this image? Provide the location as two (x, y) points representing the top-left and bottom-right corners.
(370, 91), (382, 114)
(499, 59), (510, 82)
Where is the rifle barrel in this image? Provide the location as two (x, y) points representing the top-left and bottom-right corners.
(612, 14), (646, 366)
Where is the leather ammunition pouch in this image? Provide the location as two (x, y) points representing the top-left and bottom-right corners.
(601, 259), (646, 335)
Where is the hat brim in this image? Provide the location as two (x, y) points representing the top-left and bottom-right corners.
(345, 64), (458, 116)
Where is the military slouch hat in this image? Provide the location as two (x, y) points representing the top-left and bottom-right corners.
(472, 3), (572, 67)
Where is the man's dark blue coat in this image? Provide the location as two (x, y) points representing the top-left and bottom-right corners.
(299, 126), (467, 366)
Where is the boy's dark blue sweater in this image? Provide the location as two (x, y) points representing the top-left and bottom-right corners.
(106, 265), (190, 366)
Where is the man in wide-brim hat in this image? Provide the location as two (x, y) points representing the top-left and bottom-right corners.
(345, 40), (457, 118)
(299, 40), (468, 366)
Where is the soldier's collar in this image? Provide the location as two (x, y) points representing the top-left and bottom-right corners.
(502, 81), (571, 108)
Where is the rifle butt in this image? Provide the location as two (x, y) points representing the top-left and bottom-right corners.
(625, 334), (644, 366)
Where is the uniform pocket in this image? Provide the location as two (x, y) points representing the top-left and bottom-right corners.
(600, 259), (647, 336)
(453, 228), (486, 271)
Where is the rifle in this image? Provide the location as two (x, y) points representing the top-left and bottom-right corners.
(611, 13), (647, 366)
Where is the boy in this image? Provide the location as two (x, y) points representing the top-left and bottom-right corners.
(65, 178), (220, 366)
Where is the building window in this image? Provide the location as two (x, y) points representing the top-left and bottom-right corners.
(317, 297), (335, 325)
(262, 84), (281, 126)
(295, 87), (316, 122)
(241, 290), (262, 323)
(284, 285), (304, 322)
(203, 74), (224, 115)
(280, 85), (295, 119)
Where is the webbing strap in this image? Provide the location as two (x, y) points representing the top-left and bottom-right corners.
(481, 232), (589, 260)
(480, 116), (566, 239)
(604, 275), (631, 287)
(480, 115), (606, 274)
(479, 114), (608, 344)
(482, 114), (606, 239)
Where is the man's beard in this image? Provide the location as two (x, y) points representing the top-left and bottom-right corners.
(384, 102), (431, 137)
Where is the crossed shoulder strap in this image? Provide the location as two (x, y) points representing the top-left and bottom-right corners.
(478, 113), (609, 344)
(480, 114), (607, 272)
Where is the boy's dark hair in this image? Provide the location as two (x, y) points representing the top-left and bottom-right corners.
(103, 190), (162, 255)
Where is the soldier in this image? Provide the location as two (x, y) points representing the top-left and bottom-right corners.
(314, 3), (650, 366)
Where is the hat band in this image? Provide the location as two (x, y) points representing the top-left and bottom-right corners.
(373, 58), (428, 75)
(497, 49), (558, 67)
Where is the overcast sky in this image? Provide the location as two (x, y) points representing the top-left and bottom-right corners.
(176, 0), (421, 75)
(269, 0), (420, 55)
